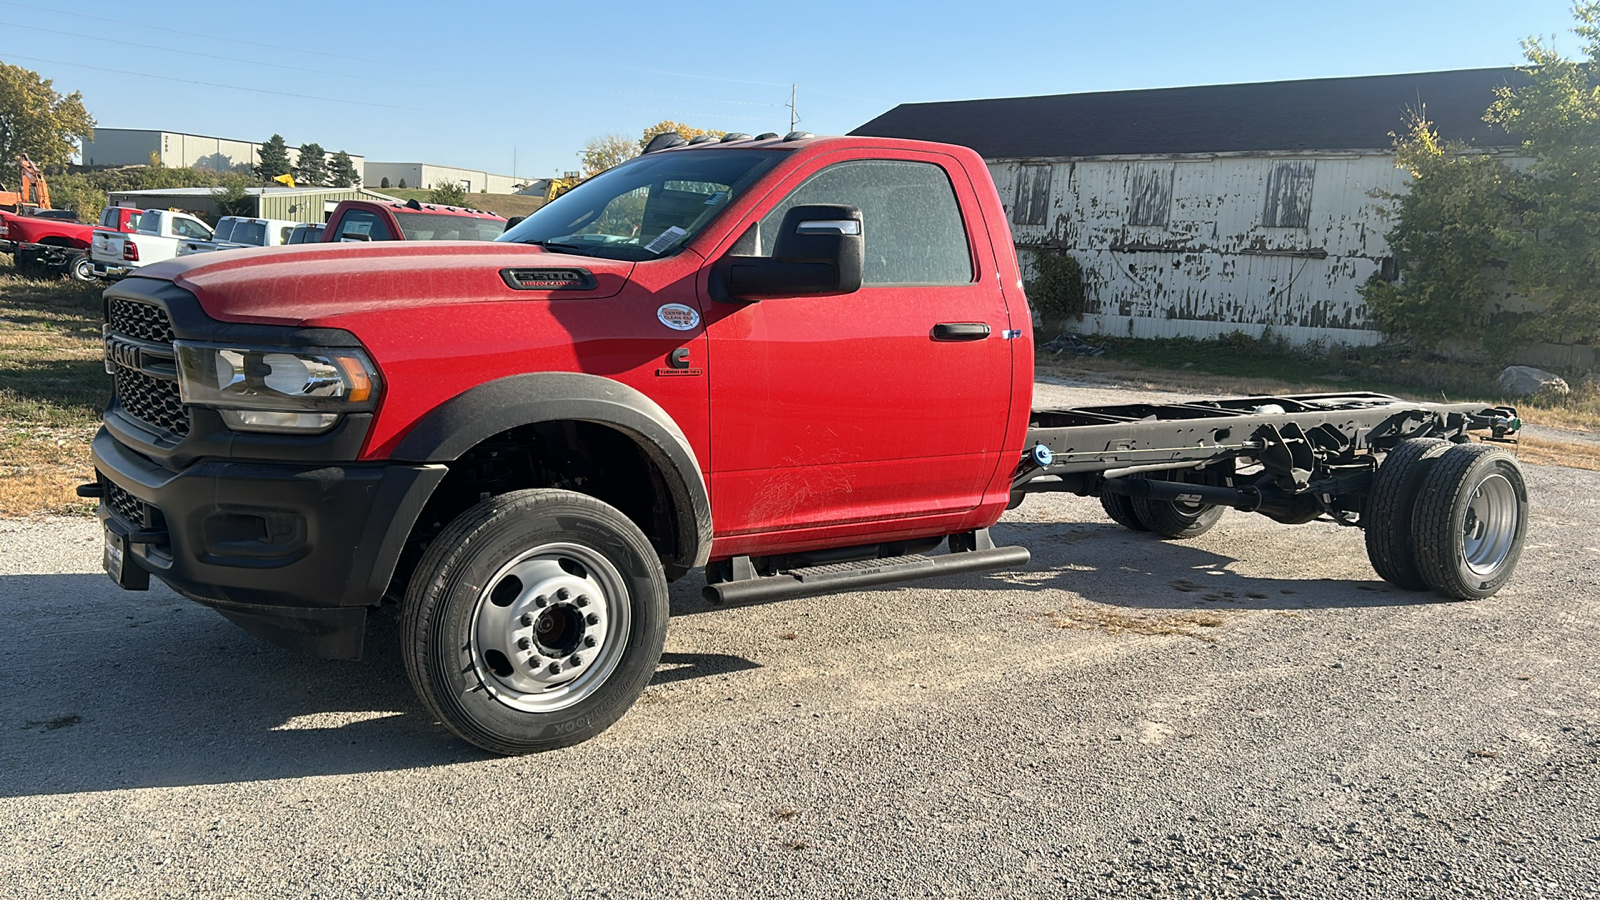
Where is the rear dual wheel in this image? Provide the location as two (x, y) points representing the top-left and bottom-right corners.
(1364, 441), (1527, 599)
(402, 489), (669, 755)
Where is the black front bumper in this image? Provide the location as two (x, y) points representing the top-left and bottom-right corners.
(92, 428), (446, 659)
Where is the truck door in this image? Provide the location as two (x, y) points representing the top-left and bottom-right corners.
(700, 152), (1015, 548)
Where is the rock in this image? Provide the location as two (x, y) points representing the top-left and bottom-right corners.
(1497, 365), (1570, 397)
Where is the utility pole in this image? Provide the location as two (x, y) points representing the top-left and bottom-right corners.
(787, 84), (799, 132)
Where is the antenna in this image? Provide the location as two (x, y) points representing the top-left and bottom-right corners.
(786, 83), (799, 132)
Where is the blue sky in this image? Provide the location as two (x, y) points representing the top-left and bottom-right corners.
(0, 0), (1583, 179)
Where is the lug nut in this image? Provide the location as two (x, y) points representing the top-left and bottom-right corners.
(569, 654), (582, 667)
(519, 613), (533, 627)
(583, 636), (597, 648)
(517, 637), (530, 650)
(557, 588), (571, 601)
(585, 613), (599, 625)
(548, 662), (561, 675)
(575, 595), (589, 607)
(534, 595), (548, 608)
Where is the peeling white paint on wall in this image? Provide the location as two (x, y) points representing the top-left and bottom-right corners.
(992, 151), (1416, 346)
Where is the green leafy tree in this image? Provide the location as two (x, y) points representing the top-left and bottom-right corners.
(0, 60), (95, 171)
(398, 177), (406, 188)
(295, 142), (327, 187)
(428, 178), (467, 206)
(380, 176), (390, 188)
(212, 172), (257, 218)
(327, 150), (360, 188)
(255, 133), (292, 180)
(1364, 2), (1600, 352)
(580, 133), (638, 178)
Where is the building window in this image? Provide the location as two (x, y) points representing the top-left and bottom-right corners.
(1262, 160), (1315, 228)
(1011, 164), (1053, 227)
(1127, 164), (1173, 227)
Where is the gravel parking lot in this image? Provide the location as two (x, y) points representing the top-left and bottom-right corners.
(2, 381), (1597, 899)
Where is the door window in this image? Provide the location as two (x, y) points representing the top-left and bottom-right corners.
(753, 159), (973, 285)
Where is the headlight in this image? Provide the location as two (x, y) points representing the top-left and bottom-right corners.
(174, 341), (381, 434)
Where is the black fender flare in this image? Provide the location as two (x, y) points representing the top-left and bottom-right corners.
(391, 371), (712, 568)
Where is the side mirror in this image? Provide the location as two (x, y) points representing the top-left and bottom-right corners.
(712, 204), (863, 302)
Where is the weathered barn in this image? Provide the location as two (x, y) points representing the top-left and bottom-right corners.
(853, 68), (1526, 346)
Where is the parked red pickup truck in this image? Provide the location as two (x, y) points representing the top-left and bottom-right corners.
(0, 207), (127, 281)
(88, 133), (1528, 755)
(323, 198), (506, 242)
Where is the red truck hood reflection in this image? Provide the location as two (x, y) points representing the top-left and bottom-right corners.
(153, 241), (636, 325)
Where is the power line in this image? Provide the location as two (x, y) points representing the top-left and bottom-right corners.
(0, 0), (451, 73)
(0, 52), (433, 113)
(0, 19), (439, 90)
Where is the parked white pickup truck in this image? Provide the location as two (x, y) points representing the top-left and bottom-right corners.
(90, 209), (212, 278)
(177, 216), (298, 257)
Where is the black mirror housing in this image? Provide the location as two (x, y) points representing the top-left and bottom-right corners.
(712, 204), (863, 302)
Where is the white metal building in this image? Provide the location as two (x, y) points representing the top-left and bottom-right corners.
(80, 128), (366, 183)
(364, 162), (525, 194)
(852, 69), (1527, 347)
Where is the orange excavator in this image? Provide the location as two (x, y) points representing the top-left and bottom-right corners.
(0, 154), (51, 212)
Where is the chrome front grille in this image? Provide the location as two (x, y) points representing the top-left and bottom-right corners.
(105, 299), (190, 438)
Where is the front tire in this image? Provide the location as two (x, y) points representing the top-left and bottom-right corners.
(402, 489), (669, 754)
(1412, 444), (1528, 600)
(69, 253), (96, 282)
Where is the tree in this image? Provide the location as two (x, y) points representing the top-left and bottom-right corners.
(295, 142), (327, 187)
(255, 134), (291, 181)
(580, 133), (638, 178)
(638, 120), (726, 151)
(428, 179), (467, 206)
(212, 172), (257, 218)
(328, 150), (360, 188)
(380, 176), (390, 188)
(0, 60), (95, 170)
(1362, 1), (1600, 353)
(398, 178), (406, 188)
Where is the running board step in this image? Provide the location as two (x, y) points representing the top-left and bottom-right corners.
(702, 544), (1031, 607)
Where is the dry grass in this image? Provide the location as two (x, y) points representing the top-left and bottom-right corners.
(0, 257), (106, 517)
(1512, 435), (1600, 471)
(1047, 605), (1228, 643)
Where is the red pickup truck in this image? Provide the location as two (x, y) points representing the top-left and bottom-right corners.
(323, 198), (506, 242)
(1, 207), (132, 281)
(87, 133), (1529, 755)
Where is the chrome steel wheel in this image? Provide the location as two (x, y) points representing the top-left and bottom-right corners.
(471, 542), (632, 713)
(1460, 473), (1519, 577)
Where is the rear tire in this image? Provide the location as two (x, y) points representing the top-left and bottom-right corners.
(1412, 444), (1528, 600)
(1363, 438), (1450, 590)
(402, 489), (669, 754)
(68, 253), (95, 282)
(1100, 492), (1149, 532)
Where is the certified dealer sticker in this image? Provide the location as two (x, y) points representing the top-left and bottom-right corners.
(657, 303), (700, 331)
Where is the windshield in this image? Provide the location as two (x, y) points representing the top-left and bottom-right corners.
(212, 219), (236, 242)
(230, 221), (265, 245)
(498, 149), (783, 261)
(392, 212), (506, 242)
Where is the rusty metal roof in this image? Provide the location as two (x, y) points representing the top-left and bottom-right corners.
(850, 68), (1527, 159)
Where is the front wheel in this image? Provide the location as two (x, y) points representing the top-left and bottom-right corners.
(402, 489), (669, 754)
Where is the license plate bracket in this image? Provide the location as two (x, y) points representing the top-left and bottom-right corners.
(103, 524), (150, 591)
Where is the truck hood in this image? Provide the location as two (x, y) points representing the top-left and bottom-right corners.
(142, 241), (637, 325)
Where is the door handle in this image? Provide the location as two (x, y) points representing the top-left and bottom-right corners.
(931, 322), (991, 342)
